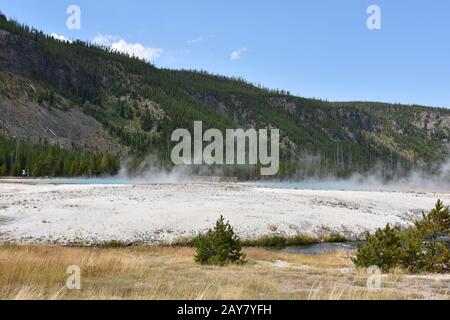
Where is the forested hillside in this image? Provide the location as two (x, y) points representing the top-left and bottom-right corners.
(1, 12), (449, 179)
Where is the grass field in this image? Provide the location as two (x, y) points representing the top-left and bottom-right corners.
(0, 245), (448, 300)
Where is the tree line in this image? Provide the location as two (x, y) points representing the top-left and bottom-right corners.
(0, 137), (120, 177)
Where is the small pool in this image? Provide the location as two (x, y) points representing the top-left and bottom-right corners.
(267, 242), (361, 255)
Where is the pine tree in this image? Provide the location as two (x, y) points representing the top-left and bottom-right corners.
(141, 111), (153, 132)
(416, 199), (450, 237)
(11, 162), (20, 176)
(352, 225), (402, 272)
(193, 215), (246, 266)
(353, 200), (450, 273)
(0, 161), (7, 176)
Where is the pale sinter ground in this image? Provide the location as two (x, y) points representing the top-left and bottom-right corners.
(1, 181), (449, 244)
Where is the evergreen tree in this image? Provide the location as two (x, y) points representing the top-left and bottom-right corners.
(99, 153), (110, 174)
(0, 161), (7, 176)
(352, 225), (402, 272)
(193, 215), (247, 266)
(141, 111), (153, 132)
(415, 199), (450, 238)
(353, 200), (450, 273)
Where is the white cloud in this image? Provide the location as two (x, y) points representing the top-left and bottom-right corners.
(92, 34), (118, 46)
(229, 47), (247, 61)
(50, 33), (72, 43)
(111, 39), (164, 61)
(92, 33), (164, 61)
(187, 36), (205, 44)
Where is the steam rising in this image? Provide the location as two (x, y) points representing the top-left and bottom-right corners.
(117, 154), (450, 192)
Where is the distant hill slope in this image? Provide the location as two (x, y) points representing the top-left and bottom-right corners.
(1, 13), (449, 179)
(0, 70), (126, 155)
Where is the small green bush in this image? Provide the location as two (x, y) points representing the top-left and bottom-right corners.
(352, 225), (402, 272)
(400, 228), (449, 273)
(353, 200), (450, 273)
(193, 216), (247, 266)
(415, 199), (450, 238)
(403, 200), (450, 272)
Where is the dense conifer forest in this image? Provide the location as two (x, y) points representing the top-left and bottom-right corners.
(0, 136), (120, 177)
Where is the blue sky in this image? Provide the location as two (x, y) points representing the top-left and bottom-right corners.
(1, 0), (449, 108)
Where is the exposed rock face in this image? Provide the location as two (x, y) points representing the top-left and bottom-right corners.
(414, 111), (450, 132)
(0, 72), (126, 155)
(339, 109), (379, 132)
(267, 97), (299, 114)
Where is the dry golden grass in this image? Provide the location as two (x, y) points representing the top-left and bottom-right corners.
(0, 245), (448, 300)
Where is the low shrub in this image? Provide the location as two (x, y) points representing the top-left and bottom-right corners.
(192, 216), (247, 266)
(353, 200), (450, 273)
(352, 225), (402, 272)
(415, 199), (450, 238)
(400, 227), (449, 273)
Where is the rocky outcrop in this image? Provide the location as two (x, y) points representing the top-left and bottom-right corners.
(0, 71), (126, 155)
